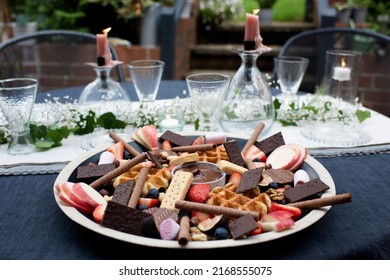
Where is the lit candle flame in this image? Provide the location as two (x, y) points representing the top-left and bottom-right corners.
(341, 57), (346, 67)
(102, 27), (111, 34)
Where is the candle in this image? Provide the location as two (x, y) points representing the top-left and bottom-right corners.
(244, 13), (259, 50)
(332, 58), (351, 81)
(160, 115), (180, 129)
(96, 27), (112, 66)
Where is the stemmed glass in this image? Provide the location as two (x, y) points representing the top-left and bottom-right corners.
(0, 78), (38, 155)
(186, 73), (230, 132)
(128, 60), (164, 112)
(274, 56), (309, 102)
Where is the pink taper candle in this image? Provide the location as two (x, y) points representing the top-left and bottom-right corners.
(96, 27), (112, 66)
(244, 13), (259, 42)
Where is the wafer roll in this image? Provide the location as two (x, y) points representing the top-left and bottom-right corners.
(128, 166), (150, 208)
(178, 216), (191, 246)
(175, 200), (260, 221)
(90, 152), (147, 189)
(287, 193), (352, 210)
(241, 122), (265, 156)
(172, 144), (216, 153)
(109, 131), (140, 157)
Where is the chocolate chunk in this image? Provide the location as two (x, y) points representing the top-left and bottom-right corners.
(159, 130), (194, 147)
(77, 163), (117, 184)
(101, 201), (150, 236)
(236, 168), (263, 193)
(224, 140), (246, 167)
(284, 178), (330, 203)
(140, 216), (161, 239)
(229, 214), (259, 240)
(263, 168), (294, 185)
(111, 180), (135, 206)
(254, 132), (285, 156)
(147, 151), (163, 169)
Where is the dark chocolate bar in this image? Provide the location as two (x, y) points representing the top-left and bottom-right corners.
(229, 214), (259, 240)
(224, 140), (246, 167)
(284, 178), (330, 203)
(77, 163), (117, 184)
(236, 168), (263, 193)
(159, 130), (194, 147)
(254, 132), (285, 156)
(111, 180), (135, 206)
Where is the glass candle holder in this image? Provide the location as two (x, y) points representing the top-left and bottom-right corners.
(157, 105), (185, 132)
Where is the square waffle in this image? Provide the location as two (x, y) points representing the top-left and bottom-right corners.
(197, 144), (230, 163)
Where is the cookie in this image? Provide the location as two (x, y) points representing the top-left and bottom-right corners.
(160, 171), (193, 212)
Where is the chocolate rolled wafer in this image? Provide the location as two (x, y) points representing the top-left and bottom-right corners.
(175, 200), (260, 221)
(171, 143), (216, 153)
(178, 216), (191, 246)
(109, 131), (140, 158)
(241, 121), (265, 156)
(90, 152), (147, 189)
(287, 193), (352, 210)
(128, 166), (150, 208)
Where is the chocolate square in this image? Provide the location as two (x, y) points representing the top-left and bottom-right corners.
(77, 163), (117, 184)
(159, 130), (194, 147)
(101, 201), (151, 236)
(147, 151), (163, 169)
(263, 168), (294, 185)
(236, 168), (263, 193)
(229, 214), (259, 240)
(284, 178), (330, 203)
(111, 180), (135, 206)
(254, 132), (285, 156)
(224, 140), (246, 167)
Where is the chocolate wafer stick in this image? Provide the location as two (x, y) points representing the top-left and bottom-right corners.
(128, 166), (150, 208)
(175, 200), (260, 221)
(171, 143), (216, 153)
(109, 131), (140, 157)
(287, 193), (352, 210)
(90, 152), (147, 189)
(178, 216), (191, 246)
(241, 121), (265, 156)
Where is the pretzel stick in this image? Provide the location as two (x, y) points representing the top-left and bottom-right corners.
(109, 131), (140, 157)
(90, 152), (147, 189)
(128, 166), (150, 208)
(171, 144), (216, 153)
(175, 200), (260, 221)
(287, 193), (352, 210)
(178, 216), (191, 246)
(241, 121), (265, 156)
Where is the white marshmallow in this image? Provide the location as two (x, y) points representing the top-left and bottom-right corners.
(294, 169), (310, 187)
(98, 151), (115, 165)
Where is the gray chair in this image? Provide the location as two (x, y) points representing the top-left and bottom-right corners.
(0, 30), (125, 91)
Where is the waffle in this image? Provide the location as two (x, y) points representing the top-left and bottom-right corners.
(206, 182), (271, 217)
(197, 144), (230, 163)
(113, 163), (172, 196)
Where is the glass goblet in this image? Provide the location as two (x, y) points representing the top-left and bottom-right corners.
(186, 73), (230, 132)
(274, 56), (309, 102)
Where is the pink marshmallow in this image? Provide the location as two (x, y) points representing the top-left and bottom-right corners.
(98, 151), (115, 165)
(206, 133), (227, 145)
(159, 218), (180, 240)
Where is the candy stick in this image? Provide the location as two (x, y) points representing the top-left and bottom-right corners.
(287, 193), (352, 210)
(175, 200), (260, 221)
(90, 152), (147, 189)
(241, 121), (265, 156)
(178, 216), (191, 246)
(171, 143), (216, 153)
(109, 131), (140, 158)
(128, 166), (150, 208)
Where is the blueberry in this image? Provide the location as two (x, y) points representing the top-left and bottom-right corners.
(253, 158), (261, 162)
(214, 227), (229, 240)
(268, 182), (279, 189)
(147, 188), (159, 199)
(137, 205), (148, 211)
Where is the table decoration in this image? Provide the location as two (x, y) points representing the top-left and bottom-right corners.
(156, 103), (185, 132)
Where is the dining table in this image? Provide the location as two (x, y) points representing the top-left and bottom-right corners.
(1, 79), (390, 261)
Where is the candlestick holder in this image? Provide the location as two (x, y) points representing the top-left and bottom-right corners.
(220, 49), (274, 135)
(78, 63), (131, 106)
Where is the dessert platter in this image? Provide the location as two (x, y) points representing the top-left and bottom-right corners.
(53, 125), (340, 249)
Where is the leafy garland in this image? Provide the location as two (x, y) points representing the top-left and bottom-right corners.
(0, 93), (371, 151)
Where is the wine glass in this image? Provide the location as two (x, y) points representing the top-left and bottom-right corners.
(186, 73), (230, 132)
(274, 56), (309, 102)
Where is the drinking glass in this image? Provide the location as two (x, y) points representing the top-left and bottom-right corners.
(0, 78), (37, 155)
(274, 56), (309, 102)
(186, 73), (230, 131)
(127, 60), (164, 111)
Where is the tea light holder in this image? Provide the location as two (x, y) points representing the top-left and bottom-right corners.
(157, 105), (185, 132)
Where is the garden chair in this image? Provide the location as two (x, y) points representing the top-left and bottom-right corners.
(0, 30), (125, 91)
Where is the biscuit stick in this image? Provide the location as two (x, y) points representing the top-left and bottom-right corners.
(90, 152), (147, 189)
(109, 131), (141, 158)
(175, 200), (260, 221)
(287, 193), (352, 210)
(241, 121), (265, 156)
(178, 216), (191, 246)
(128, 166), (150, 208)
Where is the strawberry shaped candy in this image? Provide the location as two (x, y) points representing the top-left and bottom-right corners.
(187, 184), (211, 203)
(131, 125), (158, 150)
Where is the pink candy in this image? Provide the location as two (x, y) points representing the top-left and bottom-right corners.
(206, 133), (227, 145)
(159, 218), (180, 240)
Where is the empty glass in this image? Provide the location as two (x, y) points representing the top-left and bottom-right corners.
(0, 78), (37, 155)
(186, 73), (230, 131)
(128, 60), (164, 111)
(274, 56), (309, 102)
